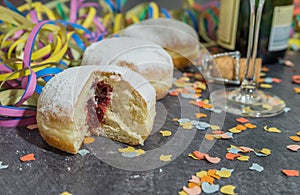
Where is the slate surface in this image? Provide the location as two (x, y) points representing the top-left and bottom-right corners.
(1, 51), (300, 195)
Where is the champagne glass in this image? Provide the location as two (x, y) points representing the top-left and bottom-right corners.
(209, 0), (286, 117)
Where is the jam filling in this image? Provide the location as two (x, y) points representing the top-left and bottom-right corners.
(87, 81), (112, 130)
(94, 81), (112, 121)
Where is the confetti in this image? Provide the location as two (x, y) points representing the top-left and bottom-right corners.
(292, 75), (300, 85)
(205, 154), (221, 164)
(192, 151), (206, 160)
(207, 169), (221, 179)
(196, 170), (208, 178)
(160, 154), (172, 162)
(135, 149), (145, 156)
(294, 87), (300, 93)
(20, 153), (35, 162)
(227, 147), (241, 154)
(284, 107), (291, 112)
(238, 146), (254, 153)
(272, 78), (282, 83)
(259, 148), (271, 155)
(216, 169), (232, 178)
(236, 117), (249, 123)
(178, 191), (189, 195)
(225, 153), (241, 160)
(188, 175), (201, 184)
(201, 182), (220, 194)
(78, 149), (90, 156)
(237, 155), (250, 161)
(26, 124), (38, 130)
(221, 133), (233, 139)
(200, 175), (215, 184)
(195, 113), (207, 118)
(244, 123), (257, 129)
(205, 134), (215, 141)
(0, 161), (9, 170)
(220, 185), (236, 195)
(290, 135), (300, 142)
(282, 169), (299, 177)
(83, 136), (95, 144)
(229, 127), (241, 134)
(118, 146), (135, 153)
(159, 130), (172, 137)
(249, 163), (264, 172)
(121, 152), (137, 158)
(287, 145), (300, 152)
(60, 192), (72, 195)
(118, 146), (145, 158)
(210, 125), (220, 130)
(260, 83), (273, 88)
(236, 124), (247, 131)
(264, 126), (282, 133)
(183, 185), (202, 195)
(297, 131), (300, 136)
(264, 77), (273, 83)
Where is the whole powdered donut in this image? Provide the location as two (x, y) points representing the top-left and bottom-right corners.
(81, 37), (173, 100)
(37, 65), (156, 154)
(122, 18), (200, 69)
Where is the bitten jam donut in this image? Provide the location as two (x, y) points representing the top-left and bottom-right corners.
(81, 37), (173, 100)
(37, 65), (156, 154)
(122, 18), (200, 69)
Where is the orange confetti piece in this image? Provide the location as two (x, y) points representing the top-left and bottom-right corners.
(193, 151), (206, 160)
(20, 153), (35, 162)
(173, 118), (179, 122)
(200, 175), (215, 184)
(26, 124), (38, 130)
(261, 67), (269, 72)
(294, 87), (300, 93)
(290, 135), (300, 142)
(207, 169), (221, 179)
(236, 117), (249, 123)
(212, 130), (224, 135)
(183, 185), (202, 195)
(272, 78), (282, 83)
(297, 131), (300, 136)
(188, 182), (199, 189)
(226, 153), (241, 160)
(238, 146), (254, 153)
(83, 136), (95, 144)
(205, 134), (215, 141)
(169, 90), (180, 96)
(282, 169), (299, 177)
(195, 113), (207, 118)
(244, 123), (257, 129)
(236, 124), (247, 131)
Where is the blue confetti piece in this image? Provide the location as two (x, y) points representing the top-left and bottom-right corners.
(78, 149), (90, 156)
(121, 151), (137, 158)
(249, 163), (264, 172)
(177, 118), (190, 123)
(284, 107), (291, 112)
(253, 151), (268, 157)
(224, 132), (233, 138)
(201, 182), (220, 194)
(228, 147), (241, 154)
(0, 161), (9, 170)
(264, 77), (273, 83)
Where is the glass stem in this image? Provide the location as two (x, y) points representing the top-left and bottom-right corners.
(241, 0), (265, 92)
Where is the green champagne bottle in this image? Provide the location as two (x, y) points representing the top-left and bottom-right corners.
(217, 0), (294, 64)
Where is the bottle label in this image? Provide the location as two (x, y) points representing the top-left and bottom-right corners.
(268, 4), (294, 51)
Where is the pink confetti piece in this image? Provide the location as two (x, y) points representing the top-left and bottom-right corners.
(183, 185), (202, 195)
(286, 144), (300, 152)
(188, 175), (201, 184)
(205, 154), (221, 164)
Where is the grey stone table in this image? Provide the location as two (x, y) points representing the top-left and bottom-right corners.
(1, 51), (300, 195)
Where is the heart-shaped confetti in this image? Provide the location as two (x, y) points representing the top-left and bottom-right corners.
(286, 144), (300, 152)
(201, 182), (220, 194)
(236, 117), (249, 123)
(249, 163), (264, 172)
(282, 169), (299, 177)
(160, 154), (172, 162)
(183, 185), (202, 195)
(78, 149), (90, 156)
(220, 185), (236, 195)
(159, 130), (172, 137)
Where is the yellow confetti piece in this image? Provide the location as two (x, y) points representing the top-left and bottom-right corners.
(159, 130), (172, 137)
(160, 154), (172, 162)
(178, 190), (189, 195)
(188, 153), (199, 160)
(196, 170), (208, 178)
(229, 127), (241, 134)
(260, 83), (273, 88)
(220, 185), (237, 195)
(210, 125), (220, 130)
(180, 122), (193, 130)
(297, 131), (300, 136)
(216, 170), (232, 178)
(244, 123), (257, 129)
(294, 87), (300, 93)
(237, 155), (250, 161)
(205, 134), (215, 141)
(195, 113), (207, 118)
(83, 136), (95, 144)
(263, 126), (282, 133)
(135, 149), (145, 156)
(118, 146), (135, 153)
(260, 148), (271, 155)
(60, 192), (72, 195)
(289, 136), (300, 142)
